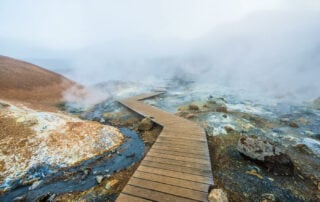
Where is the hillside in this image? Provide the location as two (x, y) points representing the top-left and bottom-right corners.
(0, 55), (75, 110)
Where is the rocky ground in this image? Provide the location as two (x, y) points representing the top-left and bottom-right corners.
(145, 83), (320, 202)
(0, 100), (124, 193)
(51, 101), (163, 201)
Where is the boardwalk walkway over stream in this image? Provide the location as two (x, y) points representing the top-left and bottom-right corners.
(116, 92), (213, 202)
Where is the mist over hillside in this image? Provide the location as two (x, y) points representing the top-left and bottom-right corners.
(1, 0), (320, 101)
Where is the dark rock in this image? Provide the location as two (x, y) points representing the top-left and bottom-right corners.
(313, 134), (320, 140)
(237, 136), (294, 176)
(189, 104), (200, 111)
(35, 193), (56, 202)
(138, 118), (153, 131)
(289, 122), (299, 128)
(216, 107), (227, 113)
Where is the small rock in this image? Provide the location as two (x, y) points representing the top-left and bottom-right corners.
(245, 169), (263, 179)
(208, 188), (228, 202)
(16, 117), (26, 123)
(313, 134), (320, 140)
(186, 113), (196, 119)
(207, 100), (217, 104)
(81, 168), (91, 180)
(29, 180), (42, 190)
(216, 107), (227, 113)
(318, 181), (320, 191)
(222, 114), (227, 118)
(224, 126), (234, 133)
(105, 179), (119, 190)
(189, 104), (200, 111)
(100, 118), (105, 123)
(0, 103), (10, 108)
(280, 118), (290, 123)
(96, 175), (104, 184)
(13, 195), (26, 202)
(261, 193), (275, 202)
(138, 118), (153, 131)
(47, 194), (56, 202)
(35, 193), (55, 202)
(294, 144), (313, 155)
(289, 122), (299, 128)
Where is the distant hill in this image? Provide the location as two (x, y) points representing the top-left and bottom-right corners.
(0, 55), (76, 110)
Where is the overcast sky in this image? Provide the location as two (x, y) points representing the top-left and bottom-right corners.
(1, 1), (320, 100)
(1, 0), (318, 51)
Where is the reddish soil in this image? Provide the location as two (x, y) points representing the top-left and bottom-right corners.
(0, 55), (77, 111)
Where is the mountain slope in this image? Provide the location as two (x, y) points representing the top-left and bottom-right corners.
(0, 55), (75, 110)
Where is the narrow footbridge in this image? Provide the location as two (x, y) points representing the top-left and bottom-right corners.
(116, 92), (213, 202)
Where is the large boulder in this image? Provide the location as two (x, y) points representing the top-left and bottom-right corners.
(138, 117), (154, 131)
(237, 136), (294, 176)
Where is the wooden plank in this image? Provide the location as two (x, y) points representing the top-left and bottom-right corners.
(143, 155), (211, 171)
(138, 165), (212, 184)
(155, 141), (207, 149)
(158, 136), (207, 145)
(122, 185), (198, 202)
(147, 150), (210, 165)
(153, 142), (206, 152)
(117, 193), (152, 202)
(150, 147), (210, 160)
(134, 170), (209, 192)
(128, 177), (208, 201)
(151, 144), (208, 155)
(141, 160), (212, 177)
(117, 93), (213, 202)
(160, 134), (206, 141)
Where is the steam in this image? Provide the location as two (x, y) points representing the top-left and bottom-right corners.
(1, 1), (320, 104)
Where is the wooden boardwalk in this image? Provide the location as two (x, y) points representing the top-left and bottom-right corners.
(116, 92), (213, 202)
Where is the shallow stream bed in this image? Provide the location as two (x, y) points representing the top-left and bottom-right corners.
(0, 126), (145, 201)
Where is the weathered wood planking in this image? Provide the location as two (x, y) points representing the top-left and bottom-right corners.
(116, 92), (213, 202)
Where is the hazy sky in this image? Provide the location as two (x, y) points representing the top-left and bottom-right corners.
(1, 0), (318, 51)
(1, 1), (320, 100)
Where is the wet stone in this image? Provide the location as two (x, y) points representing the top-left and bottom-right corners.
(29, 180), (43, 190)
(13, 195), (26, 202)
(96, 175), (104, 184)
(261, 193), (275, 202)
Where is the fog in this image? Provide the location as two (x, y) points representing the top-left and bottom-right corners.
(1, 0), (320, 101)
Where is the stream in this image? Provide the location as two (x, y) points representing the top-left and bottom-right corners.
(0, 127), (145, 201)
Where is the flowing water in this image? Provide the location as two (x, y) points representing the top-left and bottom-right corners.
(0, 126), (145, 201)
